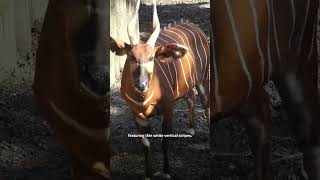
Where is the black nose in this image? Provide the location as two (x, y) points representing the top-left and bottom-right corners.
(136, 82), (148, 92)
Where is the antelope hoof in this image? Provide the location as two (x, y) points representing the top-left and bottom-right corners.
(187, 128), (195, 136)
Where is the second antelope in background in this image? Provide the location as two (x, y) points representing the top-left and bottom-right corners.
(211, 0), (319, 179)
(110, 0), (209, 179)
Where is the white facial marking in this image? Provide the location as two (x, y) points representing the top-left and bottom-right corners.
(125, 90), (155, 106)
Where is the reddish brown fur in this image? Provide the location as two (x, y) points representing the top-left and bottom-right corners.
(111, 21), (209, 178)
(211, 0), (319, 179)
(119, 22), (209, 126)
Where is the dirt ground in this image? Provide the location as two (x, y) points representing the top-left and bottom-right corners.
(0, 0), (319, 180)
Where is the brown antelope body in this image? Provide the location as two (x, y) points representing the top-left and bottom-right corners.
(211, 0), (319, 179)
(33, 0), (110, 179)
(111, 0), (209, 179)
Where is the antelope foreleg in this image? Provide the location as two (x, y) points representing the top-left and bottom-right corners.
(162, 110), (173, 179)
(186, 91), (196, 135)
(238, 90), (272, 180)
(196, 84), (210, 124)
(243, 116), (272, 180)
(135, 121), (153, 179)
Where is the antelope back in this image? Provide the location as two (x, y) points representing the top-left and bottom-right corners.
(155, 22), (210, 98)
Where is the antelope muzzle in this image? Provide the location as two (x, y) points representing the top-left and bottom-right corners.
(133, 64), (150, 93)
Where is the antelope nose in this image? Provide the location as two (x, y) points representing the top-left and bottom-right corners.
(137, 82), (148, 92)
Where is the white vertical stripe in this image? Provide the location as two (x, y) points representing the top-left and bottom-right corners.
(179, 58), (189, 90)
(211, 39), (222, 112)
(171, 27), (198, 82)
(195, 26), (210, 48)
(169, 28), (197, 63)
(166, 29), (186, 44)
(157, 36), (169, 45)
(194, 25), (210, 82)
(289, 0), (296, 49)
(184, 23), (209, 81)
(167, 62), (174, 84)
(249, 0), (265, 84)
(157, 37), (174, 84)
(155, 60), (175, 96)
(195, 26), (210, 82)
(298, 0), (310, 55)
(166, 29), (194, 87)
(224, 0), (253, 97)
(266, 0), (273, 80)
(308, 17), (317, 60)
(270, 0), (281, 61)
(172, 62), (179, 96)
(195, 25), (210, 84)
(175, 25), (203, 81)
(174, 25), (200, 81)
(187, 54), (195, 87)
(160, 32), (189, 93)
(160, 33), (180, 45)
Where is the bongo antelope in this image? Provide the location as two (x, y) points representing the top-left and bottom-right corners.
(110, 0), (209, 178)
(33, 0), (110, 179)
(211, 0), (319, 179)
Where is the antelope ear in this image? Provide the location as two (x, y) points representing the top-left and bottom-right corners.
(155, 44), (188, 63)
(110, 37), (131, 56)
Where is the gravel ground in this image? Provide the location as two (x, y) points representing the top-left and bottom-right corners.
(0, 0), (319, 180)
